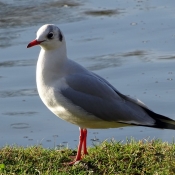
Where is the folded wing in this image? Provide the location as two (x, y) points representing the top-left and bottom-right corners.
(60, 73), (156, 126)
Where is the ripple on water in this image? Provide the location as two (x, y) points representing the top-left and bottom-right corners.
(0, 89), (38, 98)
(11, 123), (30, 129)
(0, 0), (82, 29)
(2, 112), (37, 116)
(84, 9), (121, 17)
(0, 59), (35, 68)
(0, 0), (83, 47)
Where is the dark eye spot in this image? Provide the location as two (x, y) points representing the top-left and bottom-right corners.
(59, 31), (63, 42)
(47, 32), (54, 39)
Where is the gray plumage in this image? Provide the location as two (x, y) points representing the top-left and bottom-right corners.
(28, 24), (175, 131)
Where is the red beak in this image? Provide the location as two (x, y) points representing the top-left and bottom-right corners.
(27, 39), (44, 48)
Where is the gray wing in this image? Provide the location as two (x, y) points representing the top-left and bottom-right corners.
(92, 72), (150, 109)
(61, 73), (155, 125)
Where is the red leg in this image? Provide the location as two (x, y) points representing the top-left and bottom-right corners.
(69, 128), (85, 165)
(83, 129), (88, 155)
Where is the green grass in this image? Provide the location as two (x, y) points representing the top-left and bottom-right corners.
(0, 139), (175, 174)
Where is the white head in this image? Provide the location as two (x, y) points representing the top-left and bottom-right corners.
(27, 24), (65, 50)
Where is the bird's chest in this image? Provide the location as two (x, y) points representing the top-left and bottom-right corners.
(37, 76), (67, 112)
(36, 78), (88, 126)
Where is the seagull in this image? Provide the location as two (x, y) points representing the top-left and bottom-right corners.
(27, 24), (175, 165)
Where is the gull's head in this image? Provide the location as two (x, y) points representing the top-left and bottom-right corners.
(27, 24), (64, 50)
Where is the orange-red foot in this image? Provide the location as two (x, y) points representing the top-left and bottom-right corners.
(66, 128), (88, 165)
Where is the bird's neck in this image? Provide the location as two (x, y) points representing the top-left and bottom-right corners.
(39, 43), (67, 68)
(37, 43), (68, 85)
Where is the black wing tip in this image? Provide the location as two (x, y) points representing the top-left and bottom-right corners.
(142, 107), (175, 130)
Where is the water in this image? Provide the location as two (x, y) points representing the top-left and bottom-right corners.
(0, 0), (175, 149)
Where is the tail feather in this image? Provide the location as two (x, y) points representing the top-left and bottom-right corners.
(116, 91), (175, 129)
(143, 107), (175, 130)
